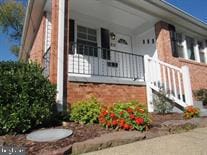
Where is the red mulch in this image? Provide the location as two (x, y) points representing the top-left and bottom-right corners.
(0, 113), (184, 154)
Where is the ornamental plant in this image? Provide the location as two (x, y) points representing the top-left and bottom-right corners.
(153, 90), (174, 115)
(194, 89), (207, 105)
(183, 106), (200, 119)
(99, 101), (151, 131)
(70, 97), (101, 124)
(0, 62), (57, 135)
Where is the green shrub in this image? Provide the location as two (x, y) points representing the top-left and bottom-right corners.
(99, 101), (151, 131)
(0, 61), (57, 135)
(153, 91), (174, 114)
(194, 89), (207, 105)
(70, 97), (101, 124)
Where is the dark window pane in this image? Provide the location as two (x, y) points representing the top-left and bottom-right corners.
(186, 36), (195, 60)
(77, 25), (87, 33)
(88, 35), (97, 42)
(77, 32), (87, 39)
(102, 49), (110, 60)
(88, 28), (96, 36)
(77, 39), (98, 57)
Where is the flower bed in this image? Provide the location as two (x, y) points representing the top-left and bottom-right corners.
(99, 102), (151, 131)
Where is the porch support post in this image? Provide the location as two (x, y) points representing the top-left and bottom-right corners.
(50, 0), (66, 112)
(182, 34), (188, 59)
(203, 40), (207, 64)
(193, 39), (200, 62)
(56, 0), (66, 112)
(144, 55), (154, 112)
(181, 66), (193, 106)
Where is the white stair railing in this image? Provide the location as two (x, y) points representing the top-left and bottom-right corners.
(144, 55), (193, 112)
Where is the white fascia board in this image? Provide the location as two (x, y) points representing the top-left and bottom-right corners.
(19, 0), (47, 61)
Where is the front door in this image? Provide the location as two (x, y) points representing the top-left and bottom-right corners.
(110, 33), (132, 53)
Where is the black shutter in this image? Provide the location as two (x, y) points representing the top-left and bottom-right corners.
(169, 24), (178, 57)
(101, 28), (110, 60)
(69, 19), (75, 54)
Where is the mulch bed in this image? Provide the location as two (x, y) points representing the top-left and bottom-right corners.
(151, 113), (183, 125)
(0, 113), (184, 154)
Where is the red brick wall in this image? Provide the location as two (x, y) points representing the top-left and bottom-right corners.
(29, 15), (46, 65)
(49, 0), (59, 84)
(155, 21), (207, 91)
(67, 82), (147, 106)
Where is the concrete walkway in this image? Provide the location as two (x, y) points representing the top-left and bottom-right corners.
(83, 127), (207, 155)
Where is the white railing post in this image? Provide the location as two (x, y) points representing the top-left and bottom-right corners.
(144, 55), (154, 112)
(181, 66), (193, 106)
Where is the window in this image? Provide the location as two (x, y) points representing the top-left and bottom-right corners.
(186, 36), (195, 60)
(77, 25), (98, 57)
(198, 41), (205, 63)
(176, 33), (184, 57)
(143, 40), (145, 44)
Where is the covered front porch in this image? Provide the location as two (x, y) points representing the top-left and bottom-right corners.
(68, 0), (159, 84)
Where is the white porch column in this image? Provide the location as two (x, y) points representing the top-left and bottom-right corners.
(182, 34), (188, 59)
(203, 40), (207, 64)
(193, 39), (200, 62)
(181, 66), (193, 106)
(56, 0), (65, 112)
(144, 55), (154, 112)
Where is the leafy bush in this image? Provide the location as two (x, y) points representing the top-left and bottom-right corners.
(99, 101), (151, 131)
(70, 97), (101, 124)
(183, 106), (200, 119)
(153, 91), (174, 114)
(194, 89), (207, 105)
(0, 62), (57, 135)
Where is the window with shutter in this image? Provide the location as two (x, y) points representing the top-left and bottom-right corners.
(176, 33), (184, 57)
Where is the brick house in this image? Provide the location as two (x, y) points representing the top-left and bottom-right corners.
(19, 0), (207, 113)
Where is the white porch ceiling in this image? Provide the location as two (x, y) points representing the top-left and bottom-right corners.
(70, 0), (157, 31)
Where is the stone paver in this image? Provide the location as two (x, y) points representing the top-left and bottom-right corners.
(26, 129), (73, 142)
(83, 127), (207, 155)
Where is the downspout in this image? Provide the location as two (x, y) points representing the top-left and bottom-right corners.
(56, 0), (65, 112)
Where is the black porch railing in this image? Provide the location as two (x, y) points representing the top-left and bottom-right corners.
(43, 46), (51, 78)
(68, 43), (145, 81)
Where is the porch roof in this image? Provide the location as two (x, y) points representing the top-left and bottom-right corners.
(19, 0), (207, 61)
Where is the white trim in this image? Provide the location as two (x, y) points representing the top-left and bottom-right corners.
(203, 40), (207, 64)
(68, 74), (145, 86)
(144, 55), (154, 112)
(193, 39), (201, 62)
(181, 66), (193, 106)
(44, 12), (52, 53)
(56, 0), (65, 112)
(182, 34), (188, 59)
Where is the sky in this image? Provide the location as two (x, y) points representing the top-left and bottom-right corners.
(0, 0), (207, 61)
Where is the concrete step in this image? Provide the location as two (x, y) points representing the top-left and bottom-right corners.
(194, 101), (204, 109)
(200, 109), (207, 117)
(193, 101), (207, 116)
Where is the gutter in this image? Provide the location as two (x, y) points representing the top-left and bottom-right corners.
(160, 0), (207, 27)
(146, 0), (207, 31)
(19, 0), (34, 61)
